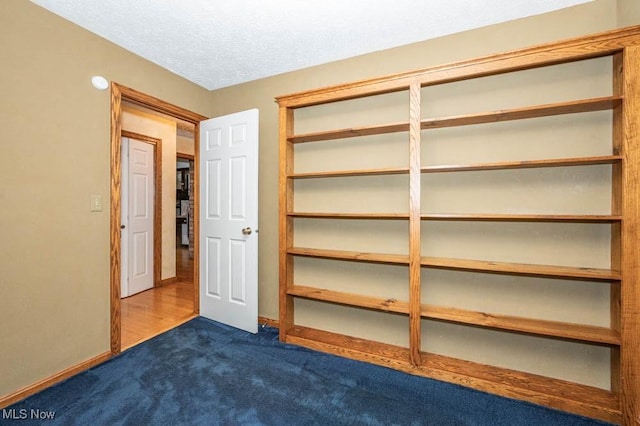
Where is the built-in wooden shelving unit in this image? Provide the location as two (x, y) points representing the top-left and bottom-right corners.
(277, 26), (640, 425)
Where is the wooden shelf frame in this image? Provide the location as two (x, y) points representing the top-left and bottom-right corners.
(289, 212), (410, 219)
(421, 213), (622, 222)
(290, 212), (621, 222)
(288, 247), (409, 265)
(285, 326), (621, 422)
(289, 121), (409, 143)
(291, 156), (621, 179)
(420, 256), (620, 281)
(420, 95), (622, 129)
(420, 155), (622, 173)
(288, 284), (619, 345)
(288, 285), (409, 315)
(422, 304), (619, 345)
(290, 166), (409, 179)
(277, 26), (640, 425)
(276, 26), (640, 109)
(287, 95), (621, 144)
(288, 247), (620, 281)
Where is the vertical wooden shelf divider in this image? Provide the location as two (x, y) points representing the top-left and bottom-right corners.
(616, 46), (640, 426)
(278, 106), (295, 338)
(610, 49), (623, 414)
(276, 26), (640, 425)
(408, 81), (422, 366)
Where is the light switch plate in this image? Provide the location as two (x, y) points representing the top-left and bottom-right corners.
(90, 194), (103, 212)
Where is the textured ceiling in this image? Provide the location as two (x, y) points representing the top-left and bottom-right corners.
(31, 0), (592, 91)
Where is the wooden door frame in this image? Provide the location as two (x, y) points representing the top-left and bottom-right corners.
(110, 82), (207, 355)
(121, 130), (162, 290)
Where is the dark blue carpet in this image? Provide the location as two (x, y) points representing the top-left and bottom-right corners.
(4, 317), (612, 425)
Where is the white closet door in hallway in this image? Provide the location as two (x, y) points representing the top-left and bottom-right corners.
(121, 136), (155, 297)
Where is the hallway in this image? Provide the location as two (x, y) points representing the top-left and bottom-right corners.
(121, 246), (195, 350)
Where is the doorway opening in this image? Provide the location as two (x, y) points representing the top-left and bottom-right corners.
(176, 153), (194, 284)
(110, 83), (207, 355)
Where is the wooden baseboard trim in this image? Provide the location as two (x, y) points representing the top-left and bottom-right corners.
(0, 351), (112, 409)
(258, 316), (279, 329)
(160, 276), (178, 287)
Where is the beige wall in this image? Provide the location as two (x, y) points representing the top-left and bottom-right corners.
(206, 0), (636, 389)
(122, 108), (177, 280)
(0, 0), (209, 397)
(2, 0), (639, 402)
(177, 133), (195, 156)
(618, 0), (640, 26)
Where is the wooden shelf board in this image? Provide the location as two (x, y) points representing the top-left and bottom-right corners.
(421, 155), (622, 173)
(421, 213), (622, 223)
(421, 96), (622, 130)
(286, 325), (411, 364)
(288, 247), (409, 265)
(289, 122), (409, 143)
(421, 256), (620, 281)
(286, 284), (618, 344)
(283, 326), (620, 423)
(289, 249), (619, 280)
(420, 351), (620, 424)
(289, 212), (620, 222)
(286, 97), (621, 143)
(422, 305), (620, 345)
(289, 212), (410, 219)
(290, 167), (409, 179)
(290, 156), (621, 178)
(288, 285), (409, 314)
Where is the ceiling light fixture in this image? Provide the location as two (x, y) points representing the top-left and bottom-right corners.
(91, 75), (109, 91)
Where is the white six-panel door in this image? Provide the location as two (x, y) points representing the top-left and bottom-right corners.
(200, 109), (259, 333)
(122, 137), (155, 297)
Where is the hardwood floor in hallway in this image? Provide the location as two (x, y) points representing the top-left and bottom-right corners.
(121, 246), (196, 350)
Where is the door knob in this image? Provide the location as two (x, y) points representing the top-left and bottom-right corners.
(120, 225), (126, 229)
(242, 227), (252, 235)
